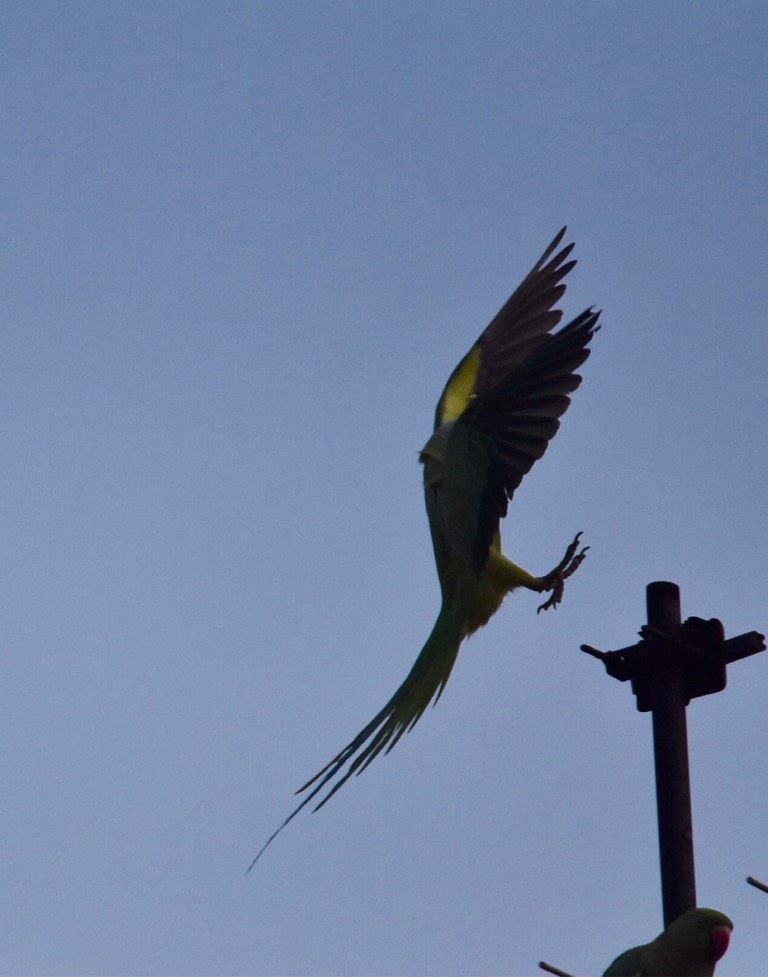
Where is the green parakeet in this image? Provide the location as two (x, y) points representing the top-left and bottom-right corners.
(602, 908), (733, 976)
(250, 228), (599, 869)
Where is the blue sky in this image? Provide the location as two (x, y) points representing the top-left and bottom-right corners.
(2, 2), (767, 974)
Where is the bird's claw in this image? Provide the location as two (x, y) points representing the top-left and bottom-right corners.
(536, 532), (590, 613)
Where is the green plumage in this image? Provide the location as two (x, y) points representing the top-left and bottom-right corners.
(250, 229), (600, 869)
(603, 908), (733, 977)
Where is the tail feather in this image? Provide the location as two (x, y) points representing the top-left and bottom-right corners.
(247, 606), (464, 871)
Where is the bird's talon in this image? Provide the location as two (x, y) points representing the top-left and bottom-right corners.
(537, 581), (563, 614)
(536, 534), (589, 613)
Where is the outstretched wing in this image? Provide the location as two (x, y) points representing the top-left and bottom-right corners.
(433, 227), (600, 575)
(434, 226), (576, 428)
(459, 307), (600, 572)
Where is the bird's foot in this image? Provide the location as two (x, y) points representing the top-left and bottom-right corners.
(536, 532), (589, 613)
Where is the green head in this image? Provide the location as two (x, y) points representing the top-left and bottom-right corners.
(662, 908), (733, 969)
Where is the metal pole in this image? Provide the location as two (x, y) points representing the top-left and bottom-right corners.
(646, 581), (697, 926)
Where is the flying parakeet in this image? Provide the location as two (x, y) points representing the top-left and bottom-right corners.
(602, 908), (733, 977)
(250, 228), (600, 869)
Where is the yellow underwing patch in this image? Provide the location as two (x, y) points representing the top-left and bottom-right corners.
(438, 345), (481, 424)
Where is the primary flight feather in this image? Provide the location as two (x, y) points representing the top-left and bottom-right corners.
(250, 228), (600, 869)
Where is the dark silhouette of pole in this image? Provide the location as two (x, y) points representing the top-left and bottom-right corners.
(747, 875), (768, 895)
(645, 582), (696, 925)
(538, 960), (576, 977)
(582, 581), (764, 928)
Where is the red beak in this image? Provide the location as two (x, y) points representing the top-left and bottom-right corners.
(710, 924), (732, 961)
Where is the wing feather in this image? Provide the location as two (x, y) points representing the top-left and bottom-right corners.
(434, 227), (577, 428)
(460, 308), (601, 571)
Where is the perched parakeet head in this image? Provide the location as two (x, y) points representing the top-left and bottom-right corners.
(667, 908), (733, 964)
(603, 907), (733, 977)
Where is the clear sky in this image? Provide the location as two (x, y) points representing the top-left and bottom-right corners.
(2, 2), (767, 974)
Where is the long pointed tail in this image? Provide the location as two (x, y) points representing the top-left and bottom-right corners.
(248, 606), (464, 871)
